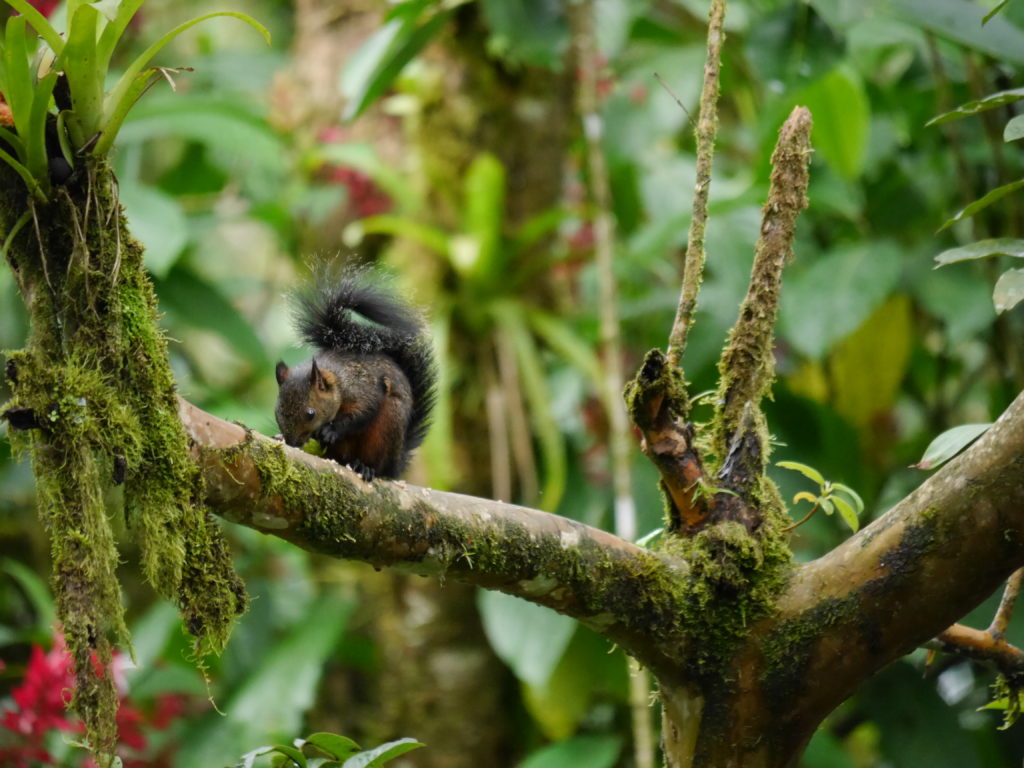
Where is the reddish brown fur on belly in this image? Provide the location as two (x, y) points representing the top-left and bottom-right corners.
(329, 394), (403, 472)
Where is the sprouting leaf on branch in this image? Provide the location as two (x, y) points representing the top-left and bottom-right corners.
(939, 179), (1024, 232)
(777, 461), (864, 532)
(912, 423), (993, 470)
(934, 238), (1024, 266)
(927, 87), (1024, 126)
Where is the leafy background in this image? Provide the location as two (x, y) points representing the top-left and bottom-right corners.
(2, 0), (1024, 765)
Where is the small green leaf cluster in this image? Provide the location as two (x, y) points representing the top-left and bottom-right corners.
(232, 732), (424, 768)
(931, 84), (1024, 313)
(777, 460), (864, 533)
(0, 0), (268, 200)
(980, 674), (1024, 730)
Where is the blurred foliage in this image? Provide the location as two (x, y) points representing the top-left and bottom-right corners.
(2, 0), (1024, 766)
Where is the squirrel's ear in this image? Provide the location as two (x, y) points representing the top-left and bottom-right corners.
(310, 358), (331, 391)
(275, 361), (289, 386)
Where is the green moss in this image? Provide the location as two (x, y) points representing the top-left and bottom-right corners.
(659, 511), (791, 675)
(1, 160), (245, 760)
(624, 348), (690, 429)
(760, 595), (859, 706)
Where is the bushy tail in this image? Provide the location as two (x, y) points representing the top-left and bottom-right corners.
(295, 275), (437, 453)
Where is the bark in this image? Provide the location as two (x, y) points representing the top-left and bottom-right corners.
(182, 388), (1024, 767)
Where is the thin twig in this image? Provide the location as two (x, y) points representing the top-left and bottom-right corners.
(928, 622), (1024, 678)
(990, 568), (1024, 641)
(653, 72), (695, 127)
(665, 0), (727, 370)
(781, 501), (819, 532)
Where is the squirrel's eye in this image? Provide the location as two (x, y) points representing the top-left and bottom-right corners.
(305, 407), (316, 420)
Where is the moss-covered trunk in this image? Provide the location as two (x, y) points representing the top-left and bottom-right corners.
(0, 159), (244, 760)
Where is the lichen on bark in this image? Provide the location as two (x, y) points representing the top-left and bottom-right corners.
(1, 159), (245, 760)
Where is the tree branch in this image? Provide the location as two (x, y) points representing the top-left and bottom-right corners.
(927, 623), (1024, 679)
(178, 398), (693, 676)
(666, 0), (727, 369)
(711, 106), (811, 473)
(757, 389), (1024, 753)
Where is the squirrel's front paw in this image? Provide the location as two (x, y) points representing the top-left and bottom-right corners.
(348, 459), (377, 481)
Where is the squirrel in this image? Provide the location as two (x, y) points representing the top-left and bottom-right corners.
(274, 275), (436, 480)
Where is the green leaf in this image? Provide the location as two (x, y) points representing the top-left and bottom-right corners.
(0, 126), (26, 161)
(303, 734), (361, 760)
(512, 207), (567, 254)
(119, 181), (189, 277)
(116, 94), (288, 176)
(181, 594), (354, 768)
(4, 16), (34, 137)
(934, 238), (1024, 266)
(1006, 114), (1024, 142)
(522, 627), (627, 740)
(994, 268), (1024, 313)
(780, 242), (902, 360)
(96, 0), (144, 74)
(460, 152), (506, 281)
(267, 745), (306, 767)
(155, 266), (268, 370)
(819, 497), (835, 516)
(97, 11), (271, 155)
(831, 482), (865, 515)
(983, 0), (1010, 24)
(518, 735), (622, 768)
(939, 179), (1024, 231)
(526, 309), (602, 386)
(890, 0), (1024, 65)
(480, 0), (569, 70)
(0, 145), (43, 199)
(2, 558), (55, 632)
(25, 72), (58, 181)
(927, 87), (1024, 126)
(913, 423), (993, 470)
(341, 738), (424, 768)
(1, 0), (64, 54)
(802, 728), (856, 768)
(795, 65), (869, 180)
(829, 295), (912, 430)
(341, 8), (451, 121)
(477, 589), (576, 688)
(94, 69), (162, 160)
(776, 460), (826, 488)
(344, 214), (449, 255)
(62, 4), (106, 142)
(831, 495), (859, 532)
(236, 745), (276, 768)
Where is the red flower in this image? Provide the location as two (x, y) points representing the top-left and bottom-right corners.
(0, 638), (80, 767)
(28, 0), (60, 18)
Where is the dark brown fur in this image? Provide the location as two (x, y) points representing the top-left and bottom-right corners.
(275, 351), (413, 479)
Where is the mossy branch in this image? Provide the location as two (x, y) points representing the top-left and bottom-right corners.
(755, 388), (1024, 756)
(711, 106), (811, 492)
(177, 397), (697, 678)
(1, 159), (245, 761)
(665, 0), (727, 371)
(625, 350), (709, 533)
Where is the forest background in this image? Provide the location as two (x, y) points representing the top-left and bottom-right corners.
(2, 0), (1024, 766)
